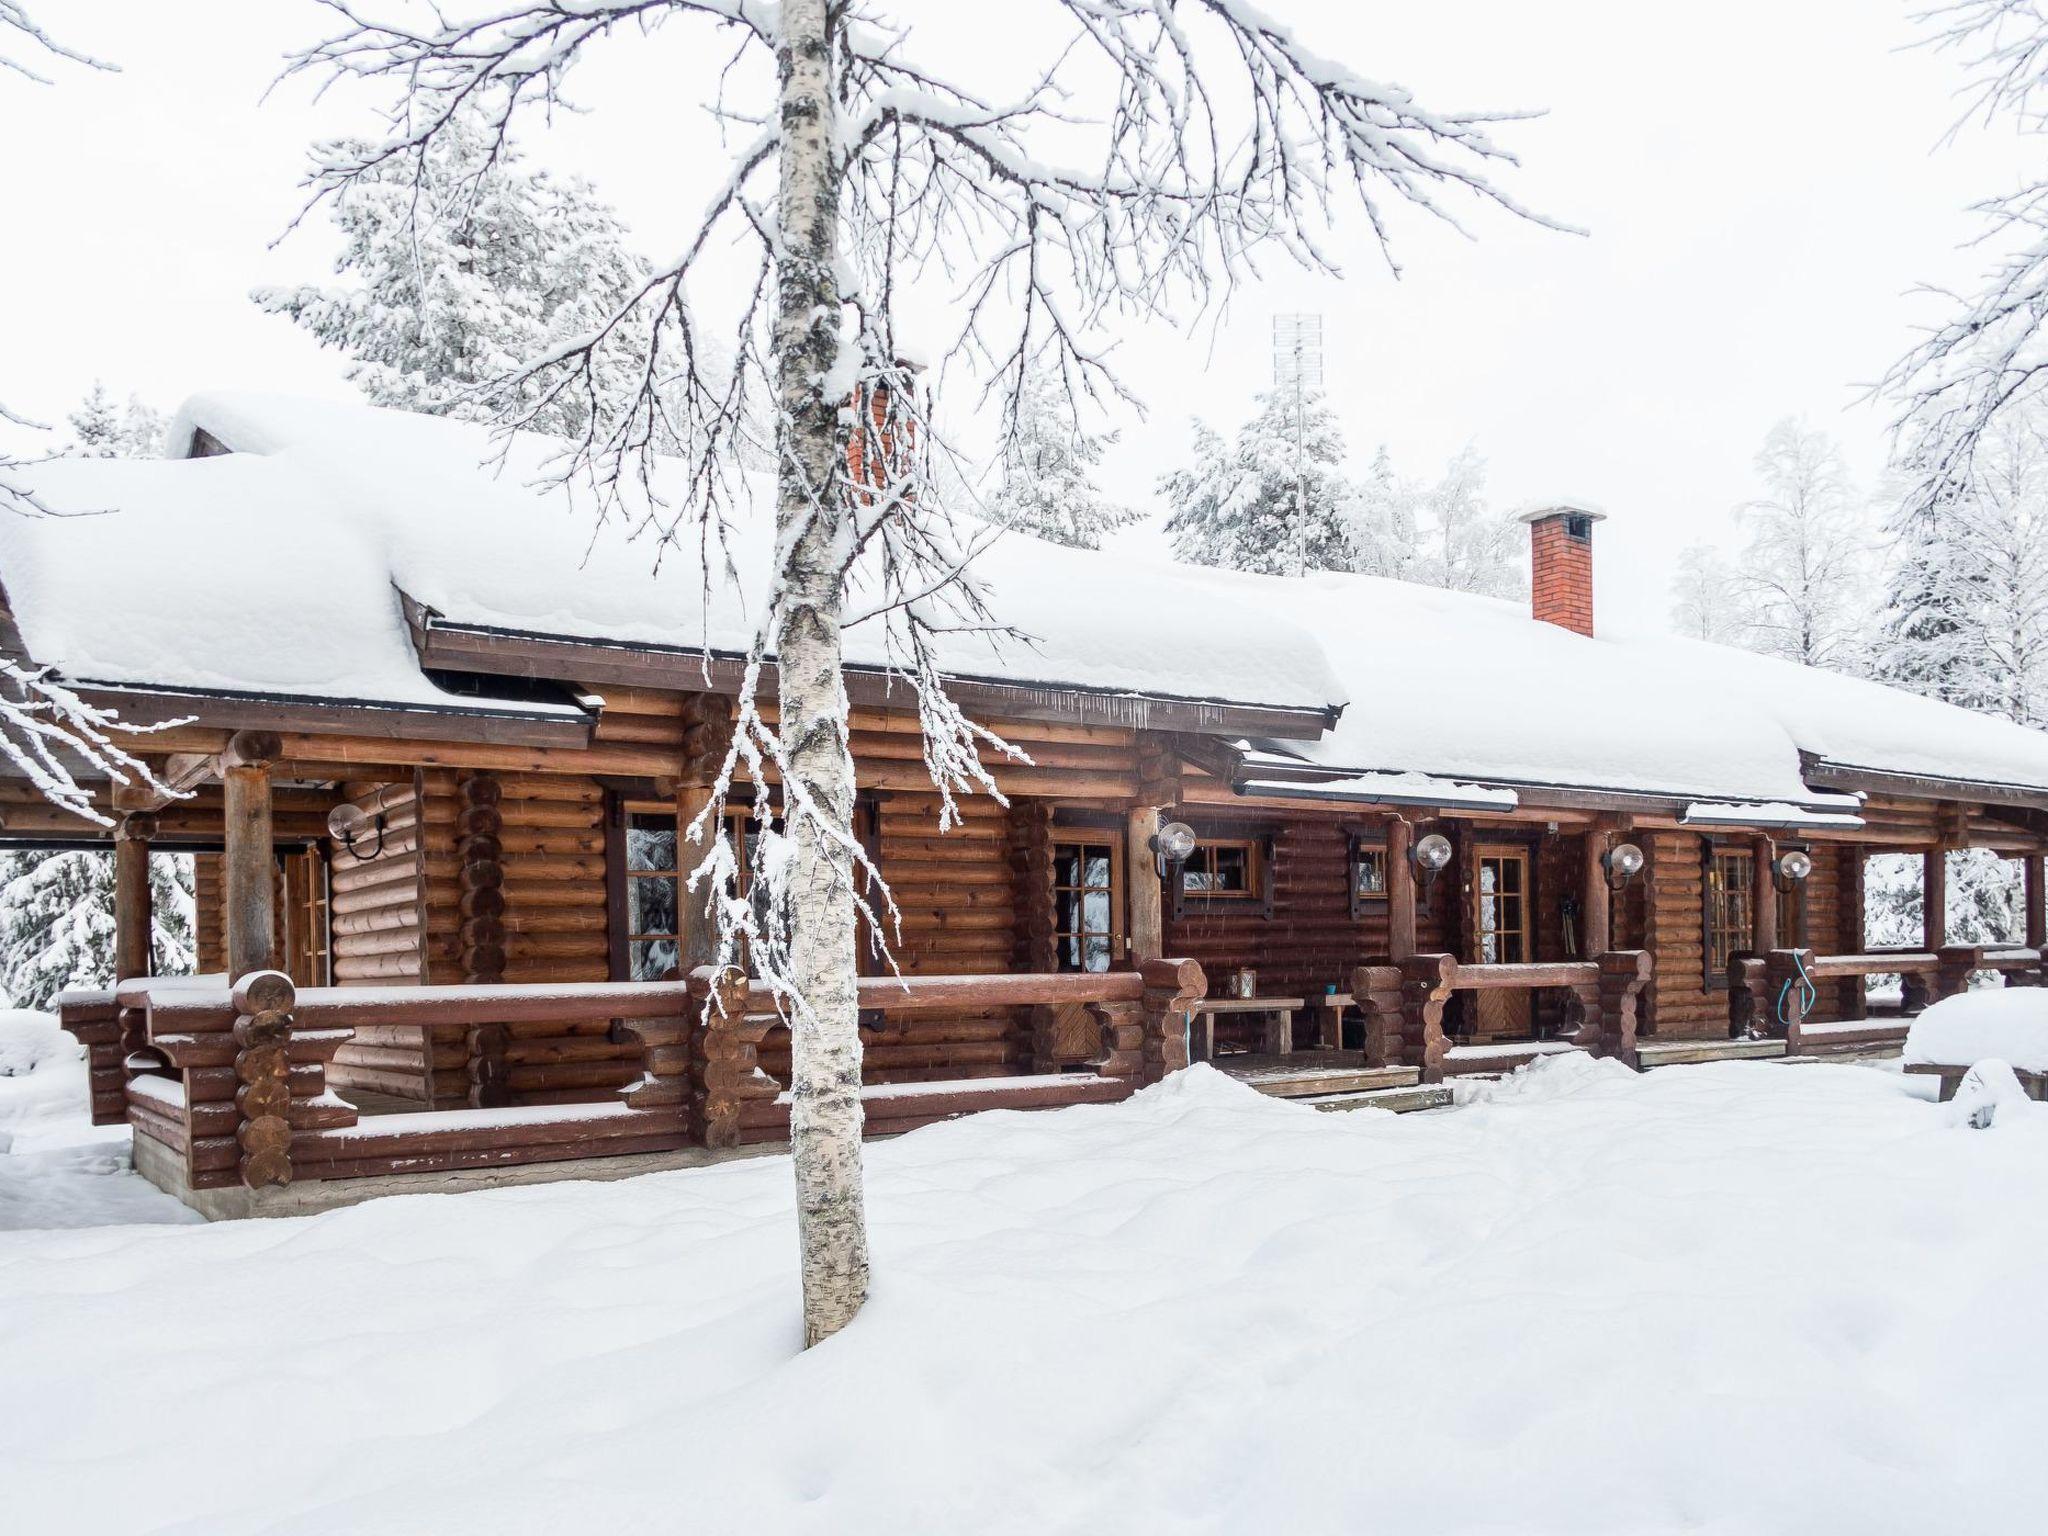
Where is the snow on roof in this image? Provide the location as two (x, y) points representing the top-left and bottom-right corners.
(146, 391), (1344, 719)
(1192, 565), (2048, 806)
(9, 388), (2048, 809)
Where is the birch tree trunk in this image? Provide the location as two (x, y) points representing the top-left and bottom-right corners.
(772, 0), (870, 1348)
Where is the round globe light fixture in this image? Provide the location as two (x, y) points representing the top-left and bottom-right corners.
(1412, 832), (1454, 874)
(1603, 841), (1646, 889)
(1773, 848), (1814, 887)
(327, 801), (385, 859)
(1150, 820), (1197, 877)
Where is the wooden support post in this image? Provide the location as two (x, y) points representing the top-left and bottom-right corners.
(1923, 848), (1948, 952)
(1580, 831), (1611, 958)
(1764, 948), (1815, 1050)
(2027, 855), (2046, 952)
(1387, 818), (1417, 962)
(676, 693), (735, 975)
(1139, 957), (1202, 1083)
(220, 733), (281, 981)
(1126, 804), (1164, 965)
(1594, 950), (1652, 1068)
(231, 968), (296, 1187)
(113, 812), (156, 983)
(1751, 837), (1779, 956)
(1936, 944), (1982, 1003)
(1350, 964), (1406, 1068)
(1398, 952), (1457, 1084)
(457, 772), (506, 986)
(689, 968), (772, 1149)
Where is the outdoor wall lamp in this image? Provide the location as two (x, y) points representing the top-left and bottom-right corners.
(1603, 841), (1646, 891)
(327, 801), (386, 861)
(1150, 820), (1197, 879)
(1411, 831), (1454, 891)
(1772, 847), (1813, 892)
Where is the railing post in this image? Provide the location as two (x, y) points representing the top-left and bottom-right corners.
(57, 990), (126, 1126)
(1763, 948), (1815, 1050)
(1399, 953), (1456, 1084)
(613, 989), (694, 1127)
(1727, 955), (1766, 1038)
(1091, 998), (1146, 1083)
(1595, 951), (1652, 1068)
(466, 1022), (510, 1108)
(231, 970), (296, 1188)
(1350, 964), (1406, 1068)
(1138, 957), (1203, 1083)
(1935, 944), (1982, 1003)
(690, 967), (775, 1148)
(1900, 965), (1933, 1015)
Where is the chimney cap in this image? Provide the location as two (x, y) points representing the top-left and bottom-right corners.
(1514, 498), (1607, 526)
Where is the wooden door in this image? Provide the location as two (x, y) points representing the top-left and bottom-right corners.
(1472, 845), (1532, 1036)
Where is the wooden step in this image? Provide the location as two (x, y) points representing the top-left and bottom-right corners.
(1637, 1038), (1787, 1068)
(1243, 1064), (1422, 1099)
(1301, 1084), (1454, 1115)
(1440, 1041), (1585, 1077)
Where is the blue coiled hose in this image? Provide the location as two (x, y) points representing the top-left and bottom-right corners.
(1776, 948), (1817, 1029)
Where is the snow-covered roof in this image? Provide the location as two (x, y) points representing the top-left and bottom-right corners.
(0, 391), (1344, 727)
(7, 388), (2048, 811)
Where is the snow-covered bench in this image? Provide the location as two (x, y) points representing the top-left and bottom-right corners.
(1901, 990), (2048, 1101)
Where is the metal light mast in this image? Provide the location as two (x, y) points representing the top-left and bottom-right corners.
(1272, 313), (1324, 577)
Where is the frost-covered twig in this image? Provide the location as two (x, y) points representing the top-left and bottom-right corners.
(0, 663), (190, 827)
(0, 2), (116, 85)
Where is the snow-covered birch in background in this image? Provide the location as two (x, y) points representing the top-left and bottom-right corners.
(1733, 418), (1870, 672)
(1668, 541), (1752, 646)
(282, 0), (1559, 1346)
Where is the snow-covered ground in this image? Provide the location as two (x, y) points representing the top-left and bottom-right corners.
(0, 1012), (199, 1232)
(4, 1041), (2046, 1535)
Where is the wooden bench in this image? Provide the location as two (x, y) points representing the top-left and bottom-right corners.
(1903, 1062), (2048, 1102)
(1188, 996), (1305, 1060)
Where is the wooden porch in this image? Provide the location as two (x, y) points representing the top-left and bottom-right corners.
(58, 960), (1206, 1213)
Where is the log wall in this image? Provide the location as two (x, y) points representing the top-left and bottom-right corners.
(325, 778), (429, 1100)
(194, 854), (224, 975)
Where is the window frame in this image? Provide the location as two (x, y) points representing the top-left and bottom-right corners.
(1702, 840), (1756, 987)
(607, 795), (768, 982)
(1471, 842), (1535, 966)
(1348, 832), (1389, 920)
(1173, 832), (1276, 919)
(1050, 832), (1124, 974)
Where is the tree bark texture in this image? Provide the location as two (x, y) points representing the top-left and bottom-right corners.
(774, 0), (871, 1349)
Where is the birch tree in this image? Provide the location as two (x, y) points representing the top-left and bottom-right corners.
(0, 7), (184, 826)
(1733, 419), (1869, 671)
(1668, 540), (1751, 645)
(284, 0), (1557, 1346)
(1886, 1), (2048, 507)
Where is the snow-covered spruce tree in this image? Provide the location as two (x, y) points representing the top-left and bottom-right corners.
(67, 382), (164, 459)
(1162, 390), (1362, 575)
(1408, 445), (1525, 598)
(0, 849), (194, 1010)
(287, 0), (1555, 1346)
(256, 105), (650, 439)
(0, 10), (185, 826)
(1732, 419), (1869, 671)
(982, 374), (1135, 549)
(1347, 445), (1418, 581)
(1668, 540), (1751, 645)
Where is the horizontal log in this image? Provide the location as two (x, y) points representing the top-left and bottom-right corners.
(294, 1129), (691, 1183)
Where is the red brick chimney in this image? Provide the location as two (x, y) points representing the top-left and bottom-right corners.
(1518, 502), (1605, 637)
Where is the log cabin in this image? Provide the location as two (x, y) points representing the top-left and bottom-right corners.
(7, 390), (2048, 1217)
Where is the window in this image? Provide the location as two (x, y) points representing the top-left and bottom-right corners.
(623, 809), (682, 981)
(1182, 839), (1261, 898)
(1052, 837), (1121, 973)
(1705, 846), (1754, 982)
(1475, 848), (1530, 964)
(616, 802), (766, 981)
(1349, 836), (1388, 917)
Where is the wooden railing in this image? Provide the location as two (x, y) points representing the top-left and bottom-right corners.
(1733, 944), (2046, 1057)
(1350, 952), (1652, 1083)
(74, 960), (1206, 1191)
(698, 960), (1206, 1148)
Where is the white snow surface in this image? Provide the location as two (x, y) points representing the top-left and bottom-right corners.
(9, 389), (2048, 806)
(5, 1055), (2048, 1534)
(5, 391), (1343, 719)
(0, 1013), (199, 1232)
(1904, 988), (2048, 1073)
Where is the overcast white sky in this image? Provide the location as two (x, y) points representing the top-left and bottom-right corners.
(2, 1), (2035, 633)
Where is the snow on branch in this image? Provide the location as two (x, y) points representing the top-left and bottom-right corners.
(281, 0), (1556, 995)
(0, 2), (116, 85)
(0, 663), (189, 828)
(1888, 3), (2048, 506)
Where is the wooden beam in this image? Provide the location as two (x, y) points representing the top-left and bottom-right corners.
(1752, 836), (1779, 955)
(2028, 855), (2045, 951)
(1126, 805), (1163, 964)
(113, 813), (154, 983)
(223, 750), (278, 981)
(1581, 828), (1611, 957)
(1923, 848), (1948, 951)
(1387, 817), (1417, 962)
